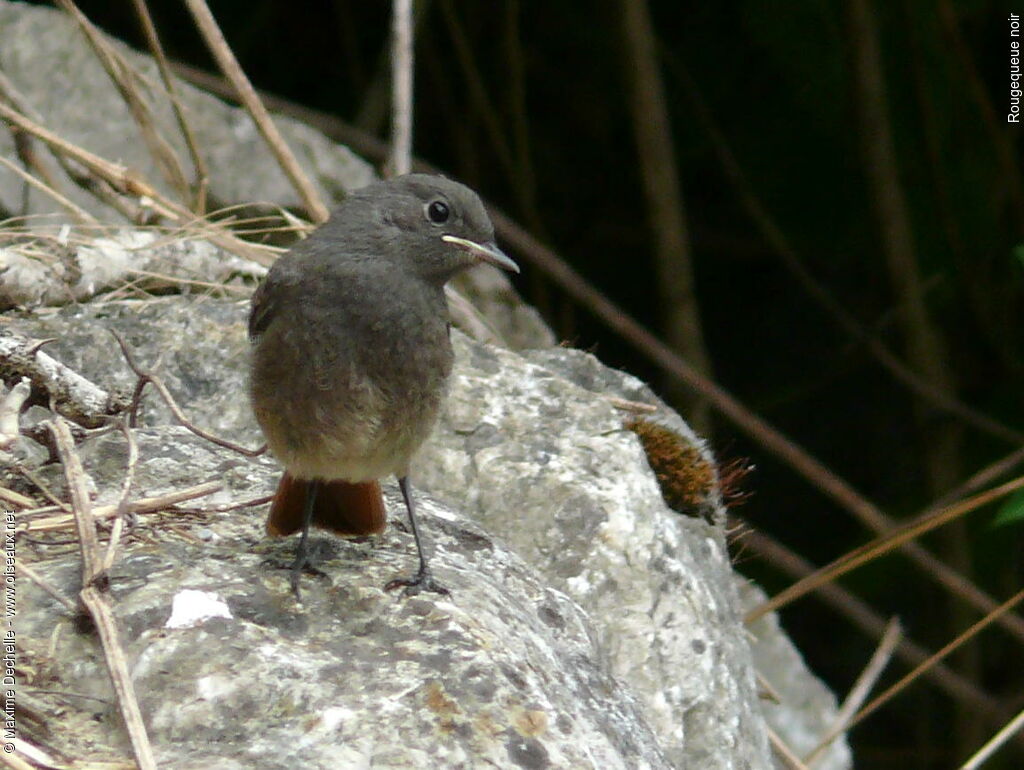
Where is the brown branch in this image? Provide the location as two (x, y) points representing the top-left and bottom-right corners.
(181, 0), (329, 223)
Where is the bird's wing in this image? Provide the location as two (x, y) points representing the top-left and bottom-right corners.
(248, 260), (298, 341)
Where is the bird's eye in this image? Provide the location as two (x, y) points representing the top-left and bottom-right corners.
(425, 199), (450, 224)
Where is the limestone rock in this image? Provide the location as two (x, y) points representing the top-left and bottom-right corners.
(10, 289), (849, 768)
(0, 0), (375, 222)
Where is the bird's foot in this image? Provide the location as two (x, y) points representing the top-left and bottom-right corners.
(288, 555), (332, 601)
(385, 567), (450, 596)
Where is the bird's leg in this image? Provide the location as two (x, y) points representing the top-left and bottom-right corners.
(385, 476), (449, 595)
(289, 480), (319, 600)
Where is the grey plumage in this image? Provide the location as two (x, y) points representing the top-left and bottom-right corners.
(249, 174), (518, 594)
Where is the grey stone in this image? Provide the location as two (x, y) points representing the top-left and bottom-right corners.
(9, 276), (850, 767)
(18, 440), (671, 769)
(0, 0), (375, 222)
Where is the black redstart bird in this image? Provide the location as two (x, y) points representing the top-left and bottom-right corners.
(249, 174), (519, 596)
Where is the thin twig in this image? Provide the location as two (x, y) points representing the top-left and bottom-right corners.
(0, 155), (96, 223)
(740, 524), (1002, 718)
(14, 558), (77, 613)
(53, 0), (190, 200)
(747, 474), (1024, 623)
(184, 493), (272, 513)
(182, 0), (328, 223)
(47, 417), (157, 770)
(111, 330), (265, 457)
(928, 444), (1024, 512)
(0, 486), (34, 510)
(102, 417), (139, 572)
(768, 726), (812, 770)
(22, 481), (223, 533)
(129, 0), (210, 213)
(16, 466), (71, 512)
(388, 0), (414, 177)
(960, 706), (1024, 770)
(804, 617), (901, 764)
(847, 587), (1024, 731)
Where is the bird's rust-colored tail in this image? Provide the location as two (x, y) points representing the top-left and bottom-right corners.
(266, 473), (387, 537)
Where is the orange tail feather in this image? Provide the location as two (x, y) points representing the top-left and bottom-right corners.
(266, 473), (387, 537)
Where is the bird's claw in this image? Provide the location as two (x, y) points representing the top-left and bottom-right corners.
(385, 568), (449, 596)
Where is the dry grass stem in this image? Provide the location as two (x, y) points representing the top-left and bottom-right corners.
(16, 465), (71, 511)
(747, 474), (1024, 623)
(804, 617), (902, 763)
(182, 0), (329, 222)
(53, 0), (190, 200)
(847, 587), (1024, 732)
(0, 155), (97, 223)
(129, 0), (210, 212)
(101, 418), (139, 572)
(740, 525), (1003, 718)
(48, 416), (157, 770)
(768, 726), (812, 770)
(0, 101), (172, 214)
(960, 706), (1024, 770)
(0, 749), (38, 770)
(20, 481), (223, 533)
(388, 0), (414, 177)
(606, 396), (659, 414)
(15, 558), (78, 613)
(0, 486), (34, 510)
(0, 102), (271, 264)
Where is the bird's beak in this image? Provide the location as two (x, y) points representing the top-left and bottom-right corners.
(442, 235), (520, 273)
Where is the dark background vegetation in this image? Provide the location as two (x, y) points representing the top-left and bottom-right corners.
(25, 0), (1024, 766)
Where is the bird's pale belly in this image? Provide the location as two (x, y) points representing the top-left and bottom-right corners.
(252, 352), (447, 483)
